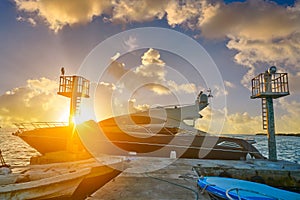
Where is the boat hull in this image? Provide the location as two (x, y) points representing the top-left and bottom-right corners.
(77, 121), (264, 160)
(16, 126), (70, 154)
(71, 163), (123, 199)
(16, 120), (264, 160)
(0, 168), (90, 200)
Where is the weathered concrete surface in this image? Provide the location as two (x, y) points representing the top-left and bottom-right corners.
(194, 159), (300, 189)
(87, 157), (300, 199)
(87, 157), (209, 200)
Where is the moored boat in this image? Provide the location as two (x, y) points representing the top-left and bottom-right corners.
(14, 117), (265, 160)
(0, 155), (125, 200)
(0, 167), (90, 200)
(76, 120), (265, 160)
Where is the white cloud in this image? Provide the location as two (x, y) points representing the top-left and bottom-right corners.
(133, 48), (197, 95)
(198, 1), (300, 88)
(16, 16), (37, 26)
(134, 48), (166, 81)
(111, 52), (120, 61)
(107, 48), (197, 96)
(128, 98), (149, 113)
(196, 107), (263, 134)
(110, 0), (167, 24)
(165, 0), (200, 28)
(15, 0), (112, 32)
(167, 80), (196, 94)
(224, 80), (235, 88)
(124, 36), (138, 51)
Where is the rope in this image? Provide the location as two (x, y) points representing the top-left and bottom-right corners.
(226, 187), (279, 200)
(145, 173), (199, 200)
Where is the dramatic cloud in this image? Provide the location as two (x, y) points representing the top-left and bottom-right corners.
(0, 78), (69, 127)
(95, 48), (199, 119)
(14, 0), (200, 32)
(106, 48), (197, 95)
(110, 0), (168, 24)
(16, 0), (300, 73)
(128, 98), (149, 113)
(134, 48), (166, 81)
(165, 0), (200, 28)
(196, 99), (300, 134)
(199, 0), (300, 87)
(224, 112), (262, 134)
(15, 0), (112, 32)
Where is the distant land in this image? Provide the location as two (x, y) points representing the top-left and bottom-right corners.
(256, 133), (300, 137)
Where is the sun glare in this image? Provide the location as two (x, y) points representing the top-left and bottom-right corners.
(58, 109), (69, 123)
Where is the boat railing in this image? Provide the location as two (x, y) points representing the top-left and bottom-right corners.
(226, 187), (279, 200)
(13, 122), (68, 131)
(150, 103), (193, 109)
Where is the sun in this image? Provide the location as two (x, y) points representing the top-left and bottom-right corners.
(58, 109), (70, 123)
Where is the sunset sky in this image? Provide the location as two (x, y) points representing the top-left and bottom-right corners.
(0, 0), (300, 134)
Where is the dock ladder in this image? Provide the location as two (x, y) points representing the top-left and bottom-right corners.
(261, 98), (267, 130)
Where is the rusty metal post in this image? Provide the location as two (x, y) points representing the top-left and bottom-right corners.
(264, 72), (277, 161)
(266, 97), (277, 160)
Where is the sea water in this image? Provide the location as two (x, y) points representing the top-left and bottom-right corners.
(0, 131), (299, 166)
(253, 135), (300, 163)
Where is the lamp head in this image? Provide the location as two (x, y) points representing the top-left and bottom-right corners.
(268, 66), (277, 74)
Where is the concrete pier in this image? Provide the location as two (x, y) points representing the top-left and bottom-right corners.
(87, 157), (210, 200)
(87, 157), (300, 199)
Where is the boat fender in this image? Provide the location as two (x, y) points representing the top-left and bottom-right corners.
(0, 167), (11, 175)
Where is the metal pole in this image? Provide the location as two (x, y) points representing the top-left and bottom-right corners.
(266, 97), (277, 161)
(264, 71), (277, 161)
(69, 76), (78, 126)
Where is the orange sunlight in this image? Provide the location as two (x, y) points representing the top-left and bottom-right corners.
(59, 111), (95, 125)
(58, 109), (70, 123)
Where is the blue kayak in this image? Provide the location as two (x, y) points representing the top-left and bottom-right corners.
(197, 176), (300, 200)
